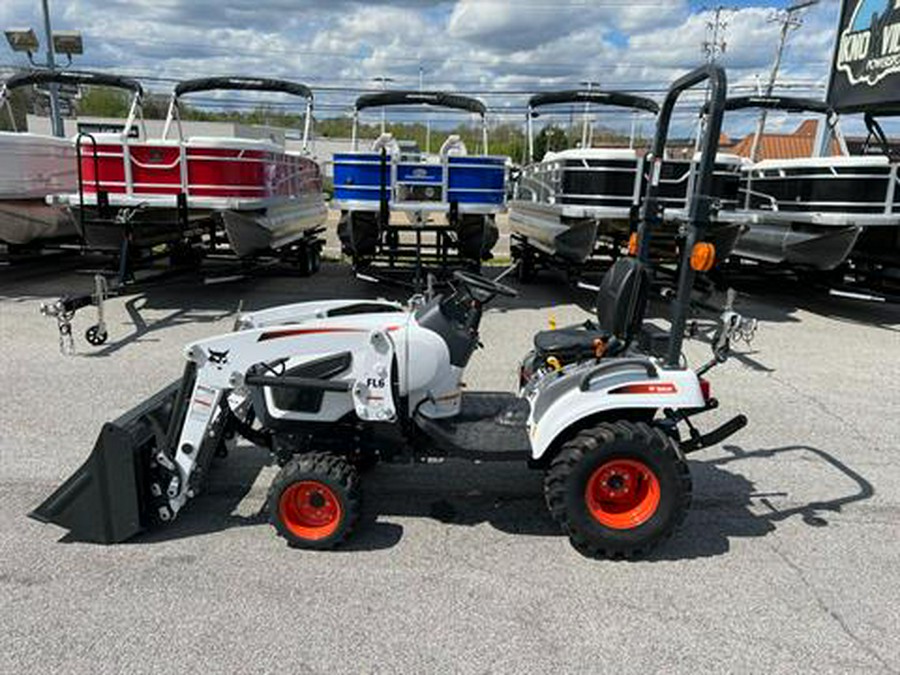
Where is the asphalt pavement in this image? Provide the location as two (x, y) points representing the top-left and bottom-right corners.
(1, 252), (898, 674)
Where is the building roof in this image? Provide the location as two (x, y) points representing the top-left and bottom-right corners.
(730, 118), (839, 160)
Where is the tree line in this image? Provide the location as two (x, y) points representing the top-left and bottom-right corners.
(2, 85), (645, 162)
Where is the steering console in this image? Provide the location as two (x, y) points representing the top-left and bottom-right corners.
(452, 270), (518, 302)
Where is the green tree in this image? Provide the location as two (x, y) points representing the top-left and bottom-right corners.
(0, 88), (31, 131)
(533, 124), (569, 161)
(76, 86), (131, 117)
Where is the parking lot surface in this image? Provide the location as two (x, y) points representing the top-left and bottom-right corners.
(1, 255), (899, 674)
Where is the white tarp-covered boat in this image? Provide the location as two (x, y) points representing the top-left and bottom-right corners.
(0, 72), (79, 246)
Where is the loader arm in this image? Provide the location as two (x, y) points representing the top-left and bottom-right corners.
(237, 299), (404, 330)
(164, 320), (402, 516)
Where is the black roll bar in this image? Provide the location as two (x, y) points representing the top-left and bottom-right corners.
(528, 90), (659, 115)
(635, 64), (728, 369)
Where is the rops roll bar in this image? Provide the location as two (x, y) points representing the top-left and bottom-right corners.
(634, 64), (728, 368)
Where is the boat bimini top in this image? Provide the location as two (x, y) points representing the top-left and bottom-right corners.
(526, 90), (660, 162)
(351, 90), (490, 153)
(702, 95), (846, 155)
(1, 70), (143, 133)
(162, 76), (315, 150)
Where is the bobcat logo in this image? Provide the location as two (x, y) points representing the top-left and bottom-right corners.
(837, 0), (900, 86)
(208, 349), (229, 366)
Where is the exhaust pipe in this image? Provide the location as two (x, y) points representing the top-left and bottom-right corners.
(29, 373), (191, 544)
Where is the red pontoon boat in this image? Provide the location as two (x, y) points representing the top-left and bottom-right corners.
(69, 76), (326, 272)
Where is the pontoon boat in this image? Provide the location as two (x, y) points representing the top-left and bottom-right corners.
(69, 76), (326, 272)
(333, 91), (507, 278)
(509, 90), (745, 275)
(510, 91), (659, 268)
(0, 71), (80, 247)
(720, 97), (900, 272)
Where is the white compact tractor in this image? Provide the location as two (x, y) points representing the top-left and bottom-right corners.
(31, 66), (754, 558)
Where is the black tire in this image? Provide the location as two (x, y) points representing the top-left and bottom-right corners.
(544, 421), (691, 559)
(85, 325), (109, 346)
(309, 245), (322, 274)
(515, 247), (536, 283)
(268, 453), (361, 549)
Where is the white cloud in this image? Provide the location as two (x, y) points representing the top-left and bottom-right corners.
(0, 0), (848, 135)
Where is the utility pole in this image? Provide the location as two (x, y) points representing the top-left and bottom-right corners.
(372, 75), (394, 134)
(750, 0), (819, 161)
(579, 80), (599, 149)
(702, 5), (728, 65)
(697, 6), (729, 151)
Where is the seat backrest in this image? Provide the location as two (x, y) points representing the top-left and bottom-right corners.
(596, 257), (651, 343)
(371, 133), (399, 155)
(440, 134), (467, 156)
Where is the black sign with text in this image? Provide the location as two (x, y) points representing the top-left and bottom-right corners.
(829, 0), (900, 113)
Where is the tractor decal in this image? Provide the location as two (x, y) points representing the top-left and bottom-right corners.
(609, 382), (678, 395)
(257, 327), (366, 342)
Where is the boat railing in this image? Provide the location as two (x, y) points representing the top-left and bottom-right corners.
(742, 161), (900, 216)
(333, 149), (506, 211)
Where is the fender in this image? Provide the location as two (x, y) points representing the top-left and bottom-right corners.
(527, 358), (704, 460)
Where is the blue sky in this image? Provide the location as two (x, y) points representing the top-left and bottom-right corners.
(0, 0), (865, 137)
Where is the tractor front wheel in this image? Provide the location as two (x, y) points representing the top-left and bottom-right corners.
(268, 453), (361, 549)
(544, 421), (690, 559)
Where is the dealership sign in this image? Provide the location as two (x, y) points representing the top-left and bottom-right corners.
(829, 0), (900, 112)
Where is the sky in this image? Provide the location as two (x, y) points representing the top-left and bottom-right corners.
(0, 0), (861, 137)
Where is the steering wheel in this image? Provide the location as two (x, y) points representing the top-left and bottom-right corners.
(453, 270), (518, 299)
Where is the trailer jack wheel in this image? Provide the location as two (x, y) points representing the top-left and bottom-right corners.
(267, 453), (361, 549)
(544, 421), (691, 559)
(85, 325), (109, 346)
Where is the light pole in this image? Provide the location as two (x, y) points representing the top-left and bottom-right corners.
(4, 2), (82, 138)
(372, 75), (394, 135)
(750, 0), (819, 161)
(39, 0), (62, 137)
(579, 80), (600, 149)
(419, 62), (431, 154)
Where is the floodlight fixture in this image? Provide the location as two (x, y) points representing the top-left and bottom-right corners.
(52, 31), (83, 57)
(5, 28), (39, 54)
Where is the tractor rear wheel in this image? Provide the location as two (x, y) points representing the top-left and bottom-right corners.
(544, 421), (690, 559)
(268, 453), (361, 549)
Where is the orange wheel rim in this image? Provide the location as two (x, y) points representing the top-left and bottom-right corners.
(585, 459), (661, 530)
(278, 481), (342, 540)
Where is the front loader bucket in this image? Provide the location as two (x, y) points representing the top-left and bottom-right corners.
(30, 376), (188, 544)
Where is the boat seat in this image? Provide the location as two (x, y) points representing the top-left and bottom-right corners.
(440, 135), (467, 157)
(371, 133), (399, 156)
(532, 256), (651, 365)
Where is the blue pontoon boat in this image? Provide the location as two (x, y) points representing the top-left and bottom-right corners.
(334, 91), (507, 279)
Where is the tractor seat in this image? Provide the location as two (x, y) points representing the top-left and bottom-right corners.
(533, 256), (650, 365)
